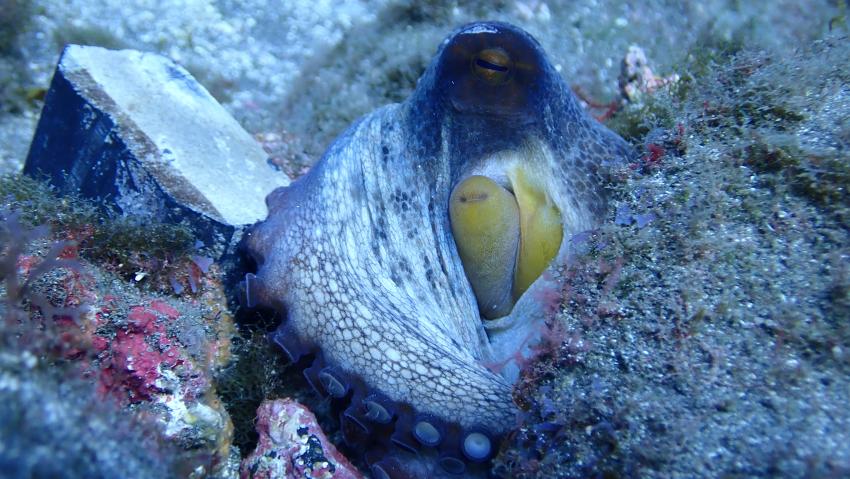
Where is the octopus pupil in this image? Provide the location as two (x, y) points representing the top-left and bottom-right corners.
(476, 57), (508, 72)
(460, 192), (489, 203)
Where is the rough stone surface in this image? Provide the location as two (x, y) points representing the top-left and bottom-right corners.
(0, 350), (181, 479)
(494, 37), (850, 479)
(0, 207), (239, 478)
(23, 45), (289, 257)
(240, 398), (363, 479)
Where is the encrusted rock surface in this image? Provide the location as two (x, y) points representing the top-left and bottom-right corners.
(240, 398), (363, 479)
(1, 208), (239, 478)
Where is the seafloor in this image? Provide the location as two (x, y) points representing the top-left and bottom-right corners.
(1, 1), (849, 478)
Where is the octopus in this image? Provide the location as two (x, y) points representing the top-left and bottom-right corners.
(244, 21), (632, 478)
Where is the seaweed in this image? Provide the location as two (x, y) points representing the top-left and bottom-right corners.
(51, 23), (126, 51)
(0, 174), (194, 286)
(742, 138), (850, 219)
(606, 95), (677, 142)
(215, 330), (297, 455)
(0, 207), (83, 353)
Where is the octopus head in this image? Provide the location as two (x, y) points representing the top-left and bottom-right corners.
(406, 22), (627, 339)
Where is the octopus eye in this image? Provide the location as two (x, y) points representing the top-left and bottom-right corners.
(473, 48), (512, 84)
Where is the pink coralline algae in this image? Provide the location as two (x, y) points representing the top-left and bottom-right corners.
(14, 239), (237, 475)
(2, 209), (237, 476)
(241, 399), (363, 479)
(95, 301), (192, 402)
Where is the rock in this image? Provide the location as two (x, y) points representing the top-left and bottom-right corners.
(0, 350), (182, 479)
(241, 399), (363, 479)
(88, 279), (236, 477)
(7, 215), (238, 478)
(618, 45), (680, 103)
(23, 45), (290, 258)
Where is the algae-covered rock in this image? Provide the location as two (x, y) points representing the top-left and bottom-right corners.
(494, 36), (850, 479)
(0, 197), (239, 478)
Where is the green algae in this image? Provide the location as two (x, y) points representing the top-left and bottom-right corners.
(606, 96), (677, 141)
(215, 330), (300, 455)
(0, 174), (194, 279)
(51, 23), (126, 51)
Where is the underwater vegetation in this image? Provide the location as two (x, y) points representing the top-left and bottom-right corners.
(0, 175), (198, 286)
(0, 206), (182, 478)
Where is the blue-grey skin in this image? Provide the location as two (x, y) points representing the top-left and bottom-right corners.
(246, 21), (632, 471)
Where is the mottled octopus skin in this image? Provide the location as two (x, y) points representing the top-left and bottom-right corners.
(245, 22), (632, 475)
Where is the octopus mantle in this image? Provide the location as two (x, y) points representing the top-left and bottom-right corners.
(244, 21), (632, 477)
